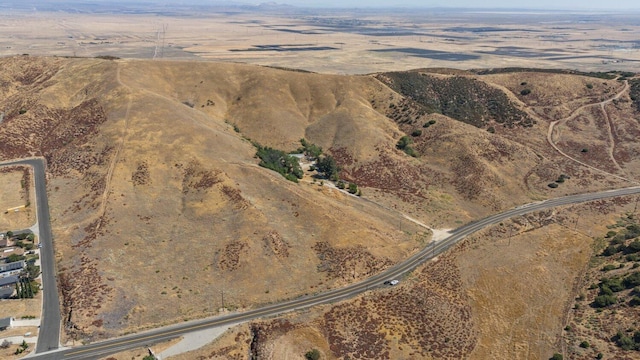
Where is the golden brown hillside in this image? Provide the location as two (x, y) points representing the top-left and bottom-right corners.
(0, 56), (638, 356)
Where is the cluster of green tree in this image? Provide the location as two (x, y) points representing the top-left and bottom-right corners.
(601, 224), (640, 256)
(298, 138), (340, 180)
(422, 119), (436, 128)
(592, 271), (640, 308)
(614, 330), (640, 351)
(396, 136), (417, 157)
(255, 146), (303, 183)
(548, 174), (570, 189)
(336, 180), (361, 196)
(298, 138), (323, 160)
(15, 277), (38, 299)
(316, 155), (339, 180)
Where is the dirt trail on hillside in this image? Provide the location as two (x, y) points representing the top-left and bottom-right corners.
(479, 78), (634, 185)
(546, 80), (632, 183)
(96, 62), (132, 230)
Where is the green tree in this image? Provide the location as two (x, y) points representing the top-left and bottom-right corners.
(549, 353), (563, 360)
(593, 294), (617, 308)
(305, 349), (321, 360)
(316, 156), (338, 180)
(348, 183), (358, 194)
(396, 136), (413, 150)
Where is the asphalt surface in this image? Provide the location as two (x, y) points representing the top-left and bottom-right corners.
(0, 158), (61, 353)
(22, 182), (640, 360)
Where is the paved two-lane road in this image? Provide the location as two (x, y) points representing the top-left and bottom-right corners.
(23, 177), (640, 359)
(0, 158), (61, 353)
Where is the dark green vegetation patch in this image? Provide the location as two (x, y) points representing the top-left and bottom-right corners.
(630, 79), (640, 113)
(377, 72), (533, 129)
(256, 146), (303, 183)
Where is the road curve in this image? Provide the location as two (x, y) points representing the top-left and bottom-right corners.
(24, 183), (640, 360)
(0, 158), (61, 352)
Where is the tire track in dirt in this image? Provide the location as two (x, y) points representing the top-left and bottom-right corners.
(600, 101), (623, 172)
(96, 62), (132, 230)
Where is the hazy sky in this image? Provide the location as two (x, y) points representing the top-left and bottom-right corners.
(271, 0), (639, 10)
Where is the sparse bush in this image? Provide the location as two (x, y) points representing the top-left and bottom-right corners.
(487, 126), (495, 133)
(548, 183), (559, 189)
(581, 148), (588, 153)
(411, 129), (422, 137)
(550, 353), (563, 360)
(586, 83), (594, 89)
(520, 89), (531, 96)
(19, 109), (27, 115)
(579, 340), (590, 348)
(0, 340), (10, 349)
(348, 183), (358, 194)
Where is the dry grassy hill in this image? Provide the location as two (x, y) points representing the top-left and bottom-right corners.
(0, 56), (638, 356)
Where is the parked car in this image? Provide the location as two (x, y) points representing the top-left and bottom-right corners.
(384, 280), (399, 286)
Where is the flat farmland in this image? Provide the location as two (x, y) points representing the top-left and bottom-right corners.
(0, 6), (639, 74)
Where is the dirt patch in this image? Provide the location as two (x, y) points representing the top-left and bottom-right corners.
(0, 165), (35, 230)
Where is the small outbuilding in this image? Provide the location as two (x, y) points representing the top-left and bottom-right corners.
(0, 286), (13, 299)
(0, 317), (11, 331)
